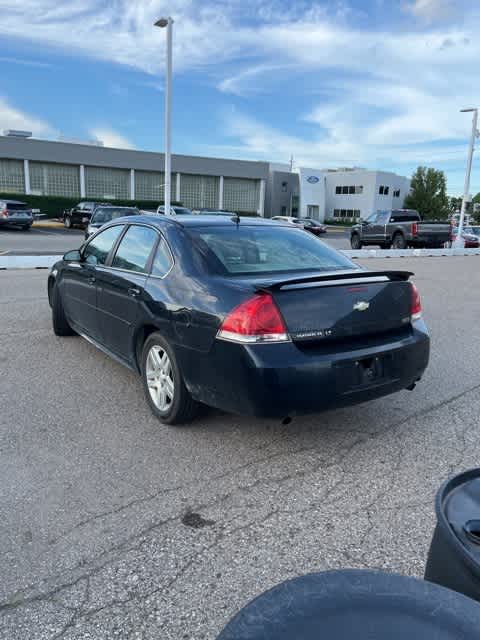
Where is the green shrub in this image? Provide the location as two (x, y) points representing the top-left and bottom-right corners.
(0, 193), (182, 218)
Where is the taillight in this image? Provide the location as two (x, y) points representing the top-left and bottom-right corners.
(411, 222), (418, 236)
(411, 282), (422, 321)
(1, 206), (8, 218)
(217, 292), (289, 343)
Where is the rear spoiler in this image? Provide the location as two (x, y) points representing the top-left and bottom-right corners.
(255, 270), (414, 292)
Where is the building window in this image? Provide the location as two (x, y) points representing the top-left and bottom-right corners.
(384, 186), (389, 195)
(333, 209), (341, 217)
(85, 166), (130, 199)
(135, 171), (165, 201)
(0, 159), (25, 193)
(355, 185), (363, 194)
(223, 177), (260, 213)
(180, 174), (219, 209)
(281, 206), (287, 215)
(333, 208), (360, 219)
(393, 189), (401, 198)
(30, 162), (80, 197)
(281, 181), (288, 193)
(379, 185), (390, 195)
(349, 185), (355, 194)
(335, 186), (341, 194)
(342, 186), (349, 194)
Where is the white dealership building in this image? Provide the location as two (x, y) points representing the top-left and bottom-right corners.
(265, 165), (411, 221)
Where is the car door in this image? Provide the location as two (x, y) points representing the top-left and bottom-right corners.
(366, 212), (387, 245)
(96, 224), (160, 362)
(61, 224), (125, 340)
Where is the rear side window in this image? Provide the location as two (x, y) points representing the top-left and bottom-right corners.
(112, 225), (158, 273)
(190, 226), (355, 275)
(151, 236), (173, 277)
(83, 225), (124, 265)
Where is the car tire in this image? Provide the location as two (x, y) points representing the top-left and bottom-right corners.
(392, 233), (407, 249)
(141, 332), (198, 425)
(52, 287), (76, 336)
(64, 216), (72, 229)
(350, 234), (362, 250)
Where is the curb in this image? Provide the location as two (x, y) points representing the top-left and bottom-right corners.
(33, 221), (65, 229)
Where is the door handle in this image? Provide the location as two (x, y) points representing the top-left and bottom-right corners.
(128, 286), (141, 298)
(88, 276), (96, 284)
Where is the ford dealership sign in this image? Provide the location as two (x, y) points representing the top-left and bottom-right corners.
(306, 175), (319, 183)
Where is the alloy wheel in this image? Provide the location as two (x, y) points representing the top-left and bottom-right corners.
(146, 345), (175, 412)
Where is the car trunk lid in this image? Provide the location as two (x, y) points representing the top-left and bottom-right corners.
(255, 270), (413, 343)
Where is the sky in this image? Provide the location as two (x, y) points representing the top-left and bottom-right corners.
(0, 0), (479, 194)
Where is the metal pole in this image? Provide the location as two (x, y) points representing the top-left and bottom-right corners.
(455, 109), (478, 247)
(164, 18), (173, 216)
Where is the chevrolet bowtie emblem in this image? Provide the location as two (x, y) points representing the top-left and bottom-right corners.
(353, 301), (370, 311)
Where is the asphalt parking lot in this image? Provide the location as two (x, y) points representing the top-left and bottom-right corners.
(1, 256), (480, 639)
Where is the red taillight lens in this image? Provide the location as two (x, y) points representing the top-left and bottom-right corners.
(411, 222), (418, 236)
(411, 282), (422, 321)
(1, 206), (8, 218)
(217, 293), (289, 343)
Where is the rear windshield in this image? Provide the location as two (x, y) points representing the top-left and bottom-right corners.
(6, 202), (29, 211)
(391, 210), (420, 222)
(190, 225), (355, 275)
(91, 207), (138, 224)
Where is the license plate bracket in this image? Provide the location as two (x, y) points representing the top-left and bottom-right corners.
(336, 354), (393, 392)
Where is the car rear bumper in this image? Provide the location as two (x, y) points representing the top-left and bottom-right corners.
(0, 216), (33, 227)
(181, 321), (430, 418)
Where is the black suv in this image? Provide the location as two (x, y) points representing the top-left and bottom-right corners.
(63, 202), (110, 229)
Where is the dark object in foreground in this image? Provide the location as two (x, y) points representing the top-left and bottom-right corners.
(48, 215), (429, 425)
(217, 569), (480, 639)
(425, 468), (480, 602)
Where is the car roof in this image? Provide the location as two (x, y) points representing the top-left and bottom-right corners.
(110, 214), (290, 228)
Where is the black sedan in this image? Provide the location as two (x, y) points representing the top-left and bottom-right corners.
(48, 215), (430, 425)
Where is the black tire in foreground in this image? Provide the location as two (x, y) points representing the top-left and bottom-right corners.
(52, 287), (76, 336)
(217, 569), (480, 640)
(141, 331), (198, 425)
(350, 233), (362, 250)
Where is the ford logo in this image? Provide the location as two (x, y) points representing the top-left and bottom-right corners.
(306, 175), (319, 183)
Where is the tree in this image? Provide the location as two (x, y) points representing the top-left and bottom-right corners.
(449, 196), (463, 212)
(404, 166), (450, 219)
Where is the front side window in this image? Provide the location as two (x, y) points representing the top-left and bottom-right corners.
(190, 225), (355, 275)
(112, 225), (158, 273)
(83, 225), (124, 265)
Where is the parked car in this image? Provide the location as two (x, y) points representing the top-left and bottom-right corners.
(450, 226), (480, 248)
(156, 205), (193, 215)
(0, 199), (33, 231)
(272, 216), (327, 235)
(350, 209), (452, 249)
(48, 215), (429, 425)
(84, 206), (140, 239)
(64, 202), (110, 229)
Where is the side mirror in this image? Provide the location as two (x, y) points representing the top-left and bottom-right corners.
(63, 249), (82, 262)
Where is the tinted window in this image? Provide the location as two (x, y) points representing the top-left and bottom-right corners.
(112, 225), (158, 273)
(83, 225), (124, 265)
(151, 237), (173, 277)
(6, 202), (29, 210)
(190, 226), (354, 275)
(91, 207), (138, 224)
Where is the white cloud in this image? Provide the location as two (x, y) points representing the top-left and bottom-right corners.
(0, 97), (52, 136)
(405, 0), (454, 23)
(89, 127), (135, 149)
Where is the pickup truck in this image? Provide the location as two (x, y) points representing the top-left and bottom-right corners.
(350, 209), (452, 250)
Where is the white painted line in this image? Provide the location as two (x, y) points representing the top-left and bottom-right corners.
(0, 255), (62, 269)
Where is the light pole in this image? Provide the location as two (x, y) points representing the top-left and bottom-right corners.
(455, 108), (478, 247)
(154, 16), (173, 216)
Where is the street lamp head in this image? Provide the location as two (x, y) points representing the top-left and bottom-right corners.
(460, 108), (477, 112)
(154, 17), (170, 27)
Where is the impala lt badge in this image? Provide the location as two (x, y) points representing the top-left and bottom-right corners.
(353, 301), (370, 312)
